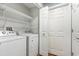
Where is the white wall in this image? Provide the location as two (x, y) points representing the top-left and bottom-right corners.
(30, 7), (39, 34)
(0, 3), (31, 33)
(3, 3), (31, 16)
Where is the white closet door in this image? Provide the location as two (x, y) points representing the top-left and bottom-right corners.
(48, 4), (71, 56)
(39, 7), (48, 56)
(72, 4), (79, 56)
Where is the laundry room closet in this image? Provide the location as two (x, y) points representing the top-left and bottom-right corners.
(0, 3), (39, 56)
(1, 3), (79, 56)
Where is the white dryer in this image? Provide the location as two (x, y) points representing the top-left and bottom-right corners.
(22, 33), (38, 56)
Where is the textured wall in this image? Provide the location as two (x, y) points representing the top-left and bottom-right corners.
(0, 4), (31, 33)
(30, 7), (39, 34)
(0, 3), (39, 34)
(3, 3), (31, 16)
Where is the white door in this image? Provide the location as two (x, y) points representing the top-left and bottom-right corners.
(39, 7), (48, 56)
(72, 4), (79, 56)
(48, 4), (71, 56)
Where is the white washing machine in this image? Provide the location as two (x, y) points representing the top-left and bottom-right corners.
(22, 33), (38, 56)
(0, 31), (26, 56)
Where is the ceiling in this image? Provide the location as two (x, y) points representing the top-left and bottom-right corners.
(24, 3), (59, 9)
(24, 3), (36, 9)
(43, 3), (59, 7)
